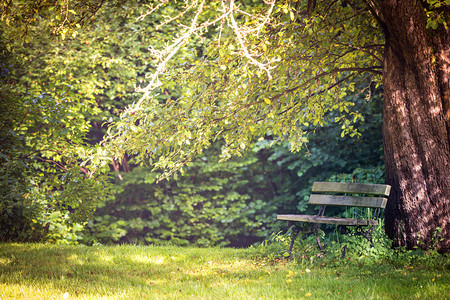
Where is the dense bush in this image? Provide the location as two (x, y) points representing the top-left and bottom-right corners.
(82, 147), (279, 247)
(0, 42), (43, 242)
(0, 31), (109, 244)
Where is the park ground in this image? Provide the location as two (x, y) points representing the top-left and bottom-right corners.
(0, 243), (449, 299)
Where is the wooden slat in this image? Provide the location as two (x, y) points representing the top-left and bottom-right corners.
(308, 194), (388, 208)
(312, 182), (391, 196)
(277, 214), (379, 226)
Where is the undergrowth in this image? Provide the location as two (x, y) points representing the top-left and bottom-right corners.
(251, 225), (450, 271)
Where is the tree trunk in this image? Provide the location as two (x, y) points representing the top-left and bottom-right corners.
(378, 1), (450, 252)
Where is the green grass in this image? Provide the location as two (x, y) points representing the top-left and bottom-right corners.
(0, 243), (449, 299)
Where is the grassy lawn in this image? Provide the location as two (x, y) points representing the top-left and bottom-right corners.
(0, 243), (449, 299)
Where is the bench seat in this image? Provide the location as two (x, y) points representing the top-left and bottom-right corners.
(277, 214), (379, 226)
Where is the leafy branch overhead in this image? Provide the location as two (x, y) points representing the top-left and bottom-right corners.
(103, 0), (384, 179)
(1, 0), (109, 42)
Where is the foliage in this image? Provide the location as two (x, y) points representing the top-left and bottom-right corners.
(0, 3), (112, 243)
(0, 41), (38, 242)
(328, 166), (385, 185)
(424, 0), (450, 29)
(82, 145), (278, 247)
(51, 0), (383, 247)
(102, 0), (385, 180)
(1, 243), (448, 299)
(0, 0), (112, 43)
(1, 0), (388, 246)
(82, 161), (385, 248)
(83, 91), (384, 246)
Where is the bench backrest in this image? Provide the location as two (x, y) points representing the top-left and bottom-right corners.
(309, 182), (391, 209)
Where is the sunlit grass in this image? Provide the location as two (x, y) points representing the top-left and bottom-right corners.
(0, 243), (449, 299)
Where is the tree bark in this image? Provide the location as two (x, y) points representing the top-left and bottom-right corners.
(378, 0), (450, 251)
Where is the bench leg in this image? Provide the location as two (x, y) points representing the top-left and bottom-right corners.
(287, 221), (301, 256)
(367, 226), (375, 247)
(313, 223), (323, 251)
(286, 222), (325, 255)
(341, 245), (347, 258)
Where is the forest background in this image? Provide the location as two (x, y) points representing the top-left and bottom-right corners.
(0, 0), (437, 248)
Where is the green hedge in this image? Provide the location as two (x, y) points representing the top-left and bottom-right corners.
(82, 148), (279, 247)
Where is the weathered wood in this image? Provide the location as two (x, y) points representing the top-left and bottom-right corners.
(312, 182), (391, 196)
(308, 194), (388, 209)
(277, 214), (379, 226)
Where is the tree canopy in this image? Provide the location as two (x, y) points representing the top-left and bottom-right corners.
(103, 0), (384, 179)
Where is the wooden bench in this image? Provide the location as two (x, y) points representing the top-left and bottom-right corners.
(277, 182), (391, 256)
